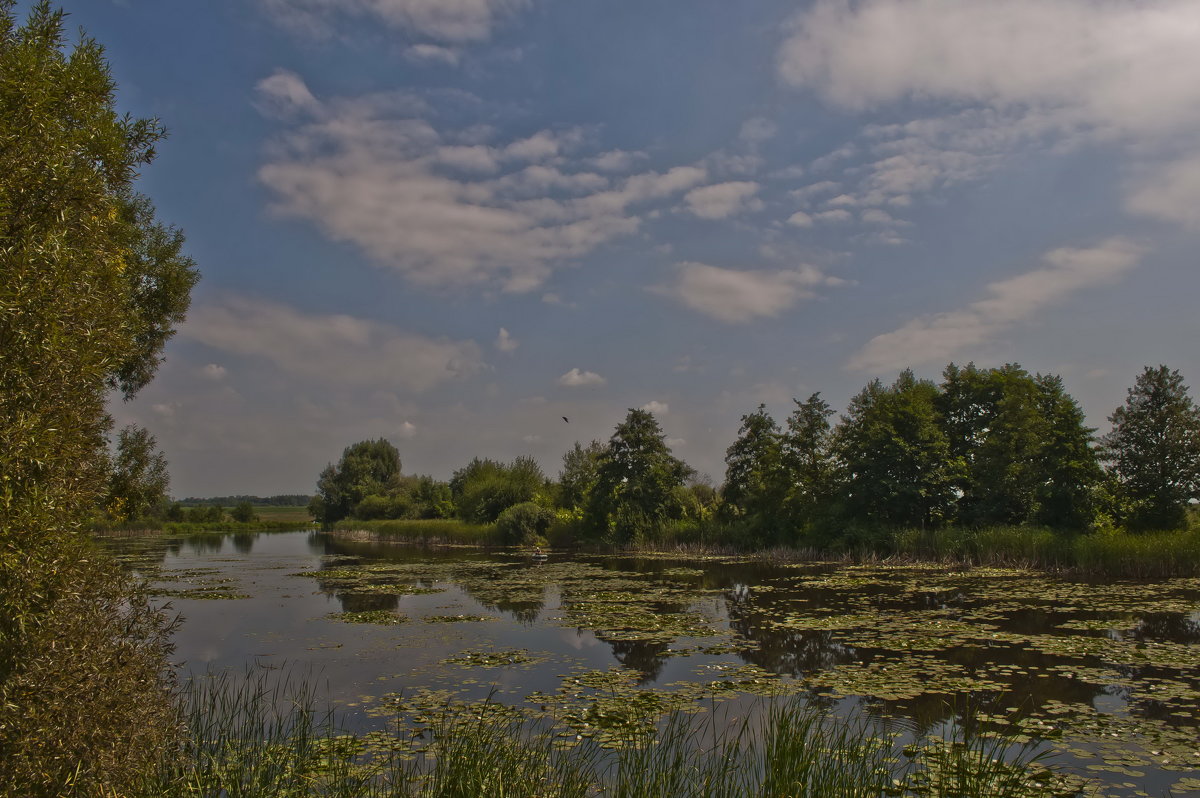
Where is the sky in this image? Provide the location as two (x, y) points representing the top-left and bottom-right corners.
(44, 0), (1200, 496)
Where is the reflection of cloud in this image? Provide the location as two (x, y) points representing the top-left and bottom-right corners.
(848, 238), (1143, 372)
(184, 295), (483, 392)
(557, 368), (606, 387)
(656, 262), (841, 323)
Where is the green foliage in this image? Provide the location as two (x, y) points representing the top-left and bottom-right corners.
(230, 500), (256, 523)
(331, 518), (500, 545)
(0, 4), (196, 792)
(313, 438), (402, 524)
(585, 409), (694, 542)
(781, 393), (837, 535)
(836, 371), (962, 529)
(104, 424), (169, 522)
(495, 501), (556, 545)
(721, 404), (788, 540)
(557, 440), (604, 510)
(450, 455), (545, 523)
(1102, 365), (1200, 530)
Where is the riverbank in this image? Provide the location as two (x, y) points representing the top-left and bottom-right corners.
(329, 518), (1200, 579)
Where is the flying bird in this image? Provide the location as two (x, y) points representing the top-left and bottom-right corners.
(562, 416), (569, 423)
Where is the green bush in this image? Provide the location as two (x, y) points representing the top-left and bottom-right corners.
(494, 501), (556, 545)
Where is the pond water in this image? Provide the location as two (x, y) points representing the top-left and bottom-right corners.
(102, 530), (1200, 797)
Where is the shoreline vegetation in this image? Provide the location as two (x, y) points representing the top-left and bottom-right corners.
(326, 518), (1200, 579)
(130, 668), (1081, 798)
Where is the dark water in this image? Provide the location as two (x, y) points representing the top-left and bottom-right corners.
(103, 531), (1200, 797)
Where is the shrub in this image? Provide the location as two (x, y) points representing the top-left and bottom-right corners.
(495, 501), (556, 545)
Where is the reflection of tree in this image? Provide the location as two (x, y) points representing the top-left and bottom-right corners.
(183, 534), (225, 555)
(336, 591), (400, 613)
(725, 587), (858, 677)
(1129, 612), (1200, 644)
(230, 532), (258, 554)
(605, 638), (670, 684)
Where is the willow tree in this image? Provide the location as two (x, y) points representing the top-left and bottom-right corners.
(0, 3), (198, 792)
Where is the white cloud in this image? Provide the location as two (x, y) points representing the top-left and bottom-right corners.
(257, 74), (707, 293)
(739, 117), (778, 145)
(1125, 154), (1200, 229)
(398, 421), (418, 438)
(779, 1), (1200, 225)
(683, 181), (761, 220)
(201, 363), (228, 380)
(263, 0), (532, 43)
(658, 262), (838, 323)
(641, 400), (669, 415)
(404, 44), (460, 66)
(813, 209), (852, 224)
(557, 368), (606, 387)
(183, 295), (483, 391)
(786, 211), (814, 228)
(588, 150), (646, 172)
(848, 238), (1143, 372)
(495, 327), (519, 353)
(254, 69), (319, 118)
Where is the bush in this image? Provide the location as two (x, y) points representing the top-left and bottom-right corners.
(495, 501), (556, 545)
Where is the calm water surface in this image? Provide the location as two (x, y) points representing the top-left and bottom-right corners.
(103, 531), (1200, 797)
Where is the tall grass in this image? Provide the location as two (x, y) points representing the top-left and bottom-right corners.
(331, 519), (501, 546)
(137, 672), (1080, 798)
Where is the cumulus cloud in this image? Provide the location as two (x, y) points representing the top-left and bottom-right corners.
(1125, 154), (1200, 228)
(558, 368), (606, 387)
(683, 181), (761, 219)
(201, 363), (228, 380)
(848, 238), (1143, 372)
(257, 74), (707, 293)
(641, 400), (669, 415)
(495, 327), (519, 353)
(398, 421), (418, 438)
(778, 0), (1200, 225)
(255, 69), (319, 118)
(183, 295), (483, 391)
(658, 262), (839, 323)
(786, 211), (814, 228)
(262, 0), (533, 43)
(404, 44), (461, 66)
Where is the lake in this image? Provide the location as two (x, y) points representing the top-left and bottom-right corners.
(102, 530), (1200, 797)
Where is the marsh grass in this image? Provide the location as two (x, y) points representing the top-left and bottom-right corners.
(138, 672), (1080, 798)
(332, 519), (501, 546)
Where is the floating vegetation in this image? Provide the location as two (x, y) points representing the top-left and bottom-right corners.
(442, 649), (545, 668)
(326, 610), (407, 625)
(423, 614), (495, 624)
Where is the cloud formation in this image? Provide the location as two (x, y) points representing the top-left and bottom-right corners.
(558, 368), (606, 387)
(683, 181), (761, 219)
(263, 0), (532, 43)
(257, 73), (711, 293)
(848, 238), (1143, 372)
(495, 327), (519, 353)
(183, 295), (483, 391)
(658, 262), (839, 323)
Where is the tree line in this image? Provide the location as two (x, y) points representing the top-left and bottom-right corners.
(313, 363), (1200, 546)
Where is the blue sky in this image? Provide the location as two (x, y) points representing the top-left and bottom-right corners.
(54, 0), (1200, 496)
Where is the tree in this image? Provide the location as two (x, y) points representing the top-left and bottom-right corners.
(1033, 374), (1101, 529)
(836, 371), (961, 529)
(103, 425), (169, 522)
(230, 501), (256, 523)
(1102, 365), (1200, 530)
(781, 393), (837, 530)
(586, 409), (693, 542)
(558, 440), (604, 511)
(450, 455), (545, 523)
(312, 438), (402, 523)
(721, 405), (787, 540)
(0, 4), (197, 791)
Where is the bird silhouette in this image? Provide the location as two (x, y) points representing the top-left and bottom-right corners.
(562, 416), (569, 423)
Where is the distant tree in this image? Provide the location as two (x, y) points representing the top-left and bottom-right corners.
(230, 501), (256, 523)
(836, 371), (961, 529)
(586, 409), (693, 542)
(558, 440), (605, 510)
(721, 405), (787, 540)
(495, 501), (556, 545)
(1102, 365), (1200, 530)
(312, 439), (401, 523)
(781, 393), (837, 530)
(103, 425), (170, 522)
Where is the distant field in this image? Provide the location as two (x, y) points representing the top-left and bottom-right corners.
(252, 505), (311, 522)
